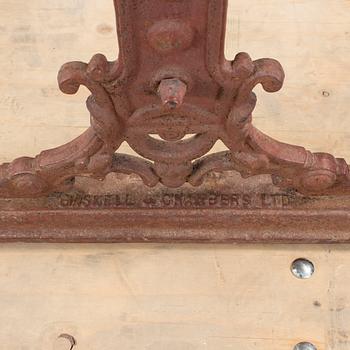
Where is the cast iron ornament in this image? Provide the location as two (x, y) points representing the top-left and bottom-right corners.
(1, 0), (349, 198)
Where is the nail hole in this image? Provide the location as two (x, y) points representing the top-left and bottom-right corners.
(294, 342), (317, 350)
(313, 300), (321, 307)
(322, 90), (330, 97)
(291, 258), (315, 279)
(58, 334), (76, 350)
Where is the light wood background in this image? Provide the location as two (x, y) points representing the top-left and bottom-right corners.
(0, 1), (350, 349)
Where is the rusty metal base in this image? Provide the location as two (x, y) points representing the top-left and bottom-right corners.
(1, 172), (350, 243)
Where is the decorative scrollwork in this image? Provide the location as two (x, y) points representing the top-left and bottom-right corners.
(0, 0), (349, 198)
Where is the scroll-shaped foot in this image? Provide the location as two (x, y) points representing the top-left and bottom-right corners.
(190, 126), (350, 196)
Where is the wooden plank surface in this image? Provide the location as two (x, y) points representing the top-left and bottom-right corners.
(0, 1), (350, 349)
(0, 243), (349, 350)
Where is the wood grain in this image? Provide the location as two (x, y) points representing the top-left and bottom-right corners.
(0, 243), (348, 350)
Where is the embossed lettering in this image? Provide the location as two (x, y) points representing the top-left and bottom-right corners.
(57, 192), (309, 210)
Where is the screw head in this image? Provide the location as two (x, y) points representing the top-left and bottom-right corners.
(294, 342), (317, 350)
(291, 258), (315, 279)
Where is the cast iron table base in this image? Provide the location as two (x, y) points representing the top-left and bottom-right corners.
(1, 1), (349, 242)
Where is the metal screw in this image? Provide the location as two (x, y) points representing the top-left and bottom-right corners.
(294, 342), (317, 350)
(291, 258), (315, 279)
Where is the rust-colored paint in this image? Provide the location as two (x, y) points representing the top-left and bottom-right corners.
(0, 0), (349, 242)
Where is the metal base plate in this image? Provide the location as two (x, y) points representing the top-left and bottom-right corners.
(1, 172), (349, 243)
